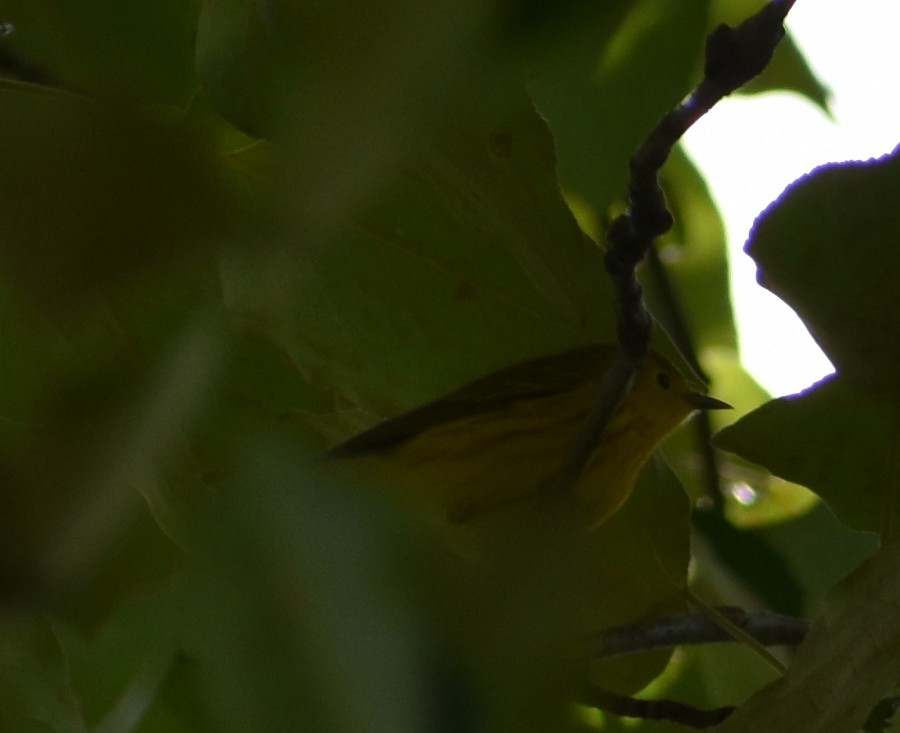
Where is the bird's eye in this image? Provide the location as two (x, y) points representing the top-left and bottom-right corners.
(657, 372), (671, 390)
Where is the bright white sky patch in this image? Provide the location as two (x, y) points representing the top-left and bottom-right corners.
(683, 0), (900, 396)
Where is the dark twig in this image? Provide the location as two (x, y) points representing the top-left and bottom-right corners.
(554, 0), (791, 495)
(583, 686), (735, 729)
(696, 410), (726, 508)
(583, 607), (809, 728)
(590, 607), (809, 660)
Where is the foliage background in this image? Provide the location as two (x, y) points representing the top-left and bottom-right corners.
(0, 1), (894, 731)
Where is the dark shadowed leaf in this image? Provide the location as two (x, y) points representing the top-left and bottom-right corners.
(0, 84), (233, 310)
(716, 150), (900, 535)
(717, 376), (898, 535)
(716, 539), (899, 733)
(747, 152), (900, 385)
(0, 0), (199, 102)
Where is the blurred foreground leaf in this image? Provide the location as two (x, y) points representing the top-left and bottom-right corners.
(187, 441), (692, 733)
(0, 83), (232, 310)
(0, 308), (222, 621)
(0, 0), (198, 101)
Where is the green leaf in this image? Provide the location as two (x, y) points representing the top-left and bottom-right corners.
(716, 151), (900, 535)
(717, 376), (897, 535)
(748, 153), (900, 385)
(221, 86), (614, 418)
(652, 148), (735, 352)
(669, 348), (816, 529)
(601, 639), (779, 733)
(185, 440), (690, 733)
(0, 613), (85, 733)
(195, 0), (281, 136)
(0, 0), (199, 102)
(60, 581), (195, 732)
(186, 443), (450, 733)
(715, 538), (900, 733)
(0, 84), (233, 309)
(542, 457), (694, 713)
(530, 0), (710, 214)
(196, 0), (498, 141)
(0, 299), (219, 621)
(742, 33), (830, 112)
(760, 502), (878, 615)
(592, 452), (693, 627)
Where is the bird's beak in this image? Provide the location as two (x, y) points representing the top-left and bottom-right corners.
(685, 392), (732, 411)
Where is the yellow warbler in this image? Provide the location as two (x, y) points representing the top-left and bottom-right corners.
(330, 344), (729, 532)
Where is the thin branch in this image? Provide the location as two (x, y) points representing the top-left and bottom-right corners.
(582, 686), (735, 729)
(688, 591), (788, 675)
(554, 0), (792, 495)
(582, 607), (809, 729)
(590, 607), (809, 660)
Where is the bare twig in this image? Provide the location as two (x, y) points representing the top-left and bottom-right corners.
(554, 0), (792, 495)
(583, 606), (809, 728)
(583, 686), (735, 729)
(590, 607), (809, 659)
